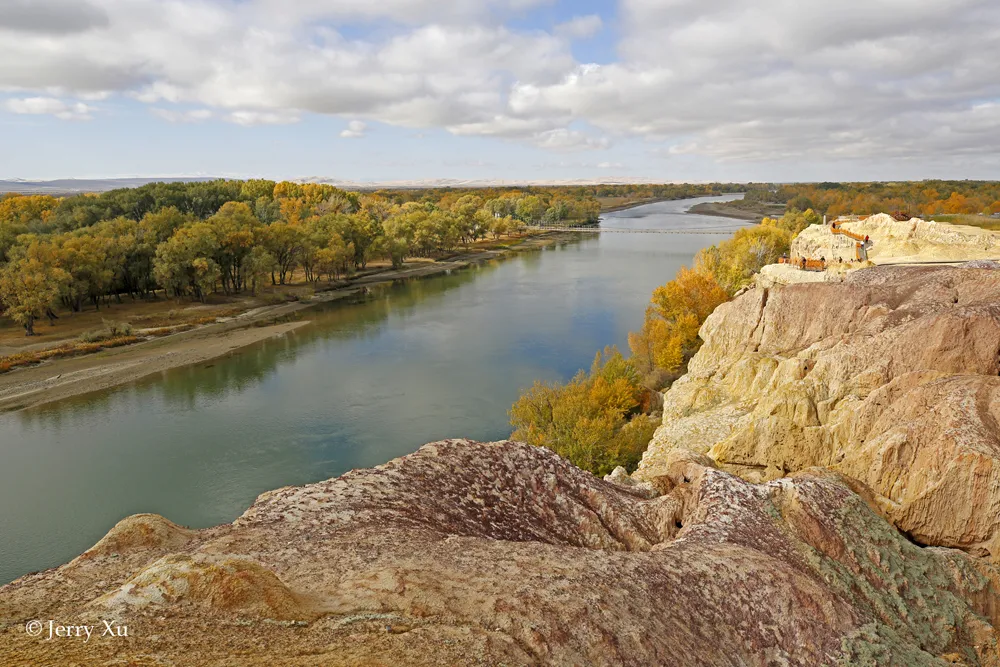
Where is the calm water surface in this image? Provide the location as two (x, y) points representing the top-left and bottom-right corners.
(0, 195), (746, 583)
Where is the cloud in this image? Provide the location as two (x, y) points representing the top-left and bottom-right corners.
(0, 0), (109, 35)
(151, 108), (213, 123)
(340, 120), (368, 138)
(554, 15), (603, 40)
(225, 111), (300, 127)
(4, 97), (94, 120)
(1, 0), (1000, 168)
(533, 129), (610, 152)
(249, 0), (554, 26)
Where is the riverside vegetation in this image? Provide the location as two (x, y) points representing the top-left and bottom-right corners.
(0, 180), (746, 346)
(509, 180), (1000, 475)
(510, 207), (822, 474)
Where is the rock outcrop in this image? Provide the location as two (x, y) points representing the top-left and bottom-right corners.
(641, 265), (1000, 563)
(2, 438), (999, 666)
(793, 214), (1000, 264)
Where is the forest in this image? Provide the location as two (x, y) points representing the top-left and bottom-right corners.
(0, 180), (756, 337)
(763, 180), (1000, 218)
(0, 181), (609, 336)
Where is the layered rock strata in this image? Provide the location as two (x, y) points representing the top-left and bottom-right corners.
(641, 265), (1000, 563)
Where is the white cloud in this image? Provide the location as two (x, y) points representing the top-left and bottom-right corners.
(533, 129), (610, 152)
(4, 96), (94, 120)
(1, 0), (1000, 167)
(225, 110), (300, 127)
(340, 120), (368, 138)
(554, 15), (603, 40)
(151, 108), (212, 123)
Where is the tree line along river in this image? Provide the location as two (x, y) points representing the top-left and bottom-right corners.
(0, 194), (747, 584)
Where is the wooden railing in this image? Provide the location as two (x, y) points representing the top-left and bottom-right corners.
(831, 225), (867, 243)
(779, 257), (827, 271)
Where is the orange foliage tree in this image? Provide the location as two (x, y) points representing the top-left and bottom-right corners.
(629, 266), (730, 376)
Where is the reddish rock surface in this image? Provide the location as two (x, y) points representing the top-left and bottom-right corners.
(2, 439), (998, 666)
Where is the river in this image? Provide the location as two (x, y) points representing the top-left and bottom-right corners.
(0, 194), (748, 584)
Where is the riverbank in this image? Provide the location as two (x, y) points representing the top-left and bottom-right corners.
(600, 197), (666, 213)
(688, 200), (785, 221)
(0, 231), (578, 413)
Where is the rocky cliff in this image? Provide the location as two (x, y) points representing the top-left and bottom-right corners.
(793, 214), (1000, 264)
(2, 438), (999, 666)
(3, 264), (1000, 665)
(641, 264), (1000, 564)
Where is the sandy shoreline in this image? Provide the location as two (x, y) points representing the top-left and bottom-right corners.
(687, 200), (785, 221)
(0, 232), (576, 413)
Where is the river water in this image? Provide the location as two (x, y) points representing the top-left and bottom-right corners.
(0, 195), (747, 584)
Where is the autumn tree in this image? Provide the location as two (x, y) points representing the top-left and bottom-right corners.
(0, 254), (70, 335)
(628, 266), (729, 379)
(510, 347), (658, 476)
(263, 221), (305, 284)
(209, 202), (262, 293)
(245, 247), (276, 296)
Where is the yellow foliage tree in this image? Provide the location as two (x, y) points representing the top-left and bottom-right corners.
(629, 266), (728, 375)
(0, 256), (70, 335)
(510, 347), (658, 476)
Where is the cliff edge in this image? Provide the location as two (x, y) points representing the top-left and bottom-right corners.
(641, 264), (1000, 563)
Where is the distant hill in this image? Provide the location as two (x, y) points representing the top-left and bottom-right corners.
(0, 178), (222, 195)
(0, 176), (673, 195)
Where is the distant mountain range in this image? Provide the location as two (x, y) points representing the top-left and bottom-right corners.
(0, 177), (220, 195)
(0, 176), (673, 195)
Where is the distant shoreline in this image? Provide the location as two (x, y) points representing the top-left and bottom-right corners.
(601, 193), (749, 216)
(688, 200), (785, 221)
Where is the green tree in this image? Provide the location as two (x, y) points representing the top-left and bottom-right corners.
(515, 195), (546, 225)
(153, 222), (220, 300)
(263, 221), (305, 284)
(245, 246), (276, 296)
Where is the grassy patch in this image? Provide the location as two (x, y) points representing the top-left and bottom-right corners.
(0, 336), (142, 374)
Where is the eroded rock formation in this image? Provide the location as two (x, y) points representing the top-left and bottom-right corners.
(793, 213), (1000, 264)
(641, 265), (1000, 563)
(2, 438), (999, 665)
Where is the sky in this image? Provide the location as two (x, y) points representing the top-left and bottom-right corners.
(2, 0), (1000, 183)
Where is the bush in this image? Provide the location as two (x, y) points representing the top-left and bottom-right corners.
(79, 319), (133, 343)
(510, 347), (657, 477)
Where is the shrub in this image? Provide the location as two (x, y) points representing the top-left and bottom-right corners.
(79, 319), (133, 343)
(510, 347), (657, 476)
